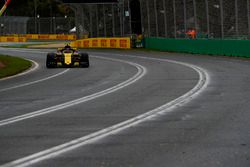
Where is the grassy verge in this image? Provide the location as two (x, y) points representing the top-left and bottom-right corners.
(1, 43), (54, 48)
(1, 41), (67, 49)
(0, 55), (32, 79)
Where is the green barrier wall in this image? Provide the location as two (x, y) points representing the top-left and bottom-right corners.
(145, 38), (250, 58)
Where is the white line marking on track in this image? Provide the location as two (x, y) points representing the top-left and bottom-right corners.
(0, 56), (147, 127)
(0, 48), (70, 92)
(0, 69), (70, 92)
(1, 53), (210, 167)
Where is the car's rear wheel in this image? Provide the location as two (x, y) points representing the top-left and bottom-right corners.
(80, 53), (89, 68)
(46, 53), (57, 68)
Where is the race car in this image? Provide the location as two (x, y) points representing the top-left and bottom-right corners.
(46, 45), (89, 68)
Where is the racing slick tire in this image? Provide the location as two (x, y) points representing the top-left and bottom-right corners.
(46, 53), (57, 68)
(80, 53), (89, 68)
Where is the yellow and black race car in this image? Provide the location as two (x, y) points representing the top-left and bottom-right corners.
(46, 45), (89, 68)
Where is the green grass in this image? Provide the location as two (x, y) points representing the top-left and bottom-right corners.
(0, 55), (32, 79)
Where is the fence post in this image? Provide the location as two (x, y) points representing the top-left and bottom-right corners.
(96, 5), (99, 37)
(89, 5), (93, 37)
(205, 0), (210, 38)
(34, 0), (37, 34)
(103, 4), (107, 37)
(183, 0), (187, 36)
(146, 0), (151, 37)
(193, 0), (198, 32)
(220, 0), (224, 38)
(173, 0), (177, 38)
(49, 17), (52, 34)
(163, 0), (168, 37)
(140, 0), (144, 35)
(119, 1), (123, 36)
(49, 4), (53, 34)
(122, 0), (125, 36)
(128, 0), (132, 35)
(112, 4), (115, 37)
(38, 17), (40, 34)
(235, 0), (239, 37)
(154, 0), (159, 37)
(248, 0), (250, 38)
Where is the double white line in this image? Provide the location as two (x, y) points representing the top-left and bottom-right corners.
(0, 56), (147, 127)
(1, 51), (209, 167)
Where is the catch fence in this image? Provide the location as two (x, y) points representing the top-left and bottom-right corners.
(1, 0), (249, 40)
(70, 0), (250, 39)
(0, 16), (75, 35)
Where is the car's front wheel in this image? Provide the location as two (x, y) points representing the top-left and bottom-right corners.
(80, 53), (89, 68)
(46, 53), (57, 68)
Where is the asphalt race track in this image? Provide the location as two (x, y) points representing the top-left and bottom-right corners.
(0, 47), (250, 167)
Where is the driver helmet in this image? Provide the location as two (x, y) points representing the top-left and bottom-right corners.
(64, 44), (71, 49)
